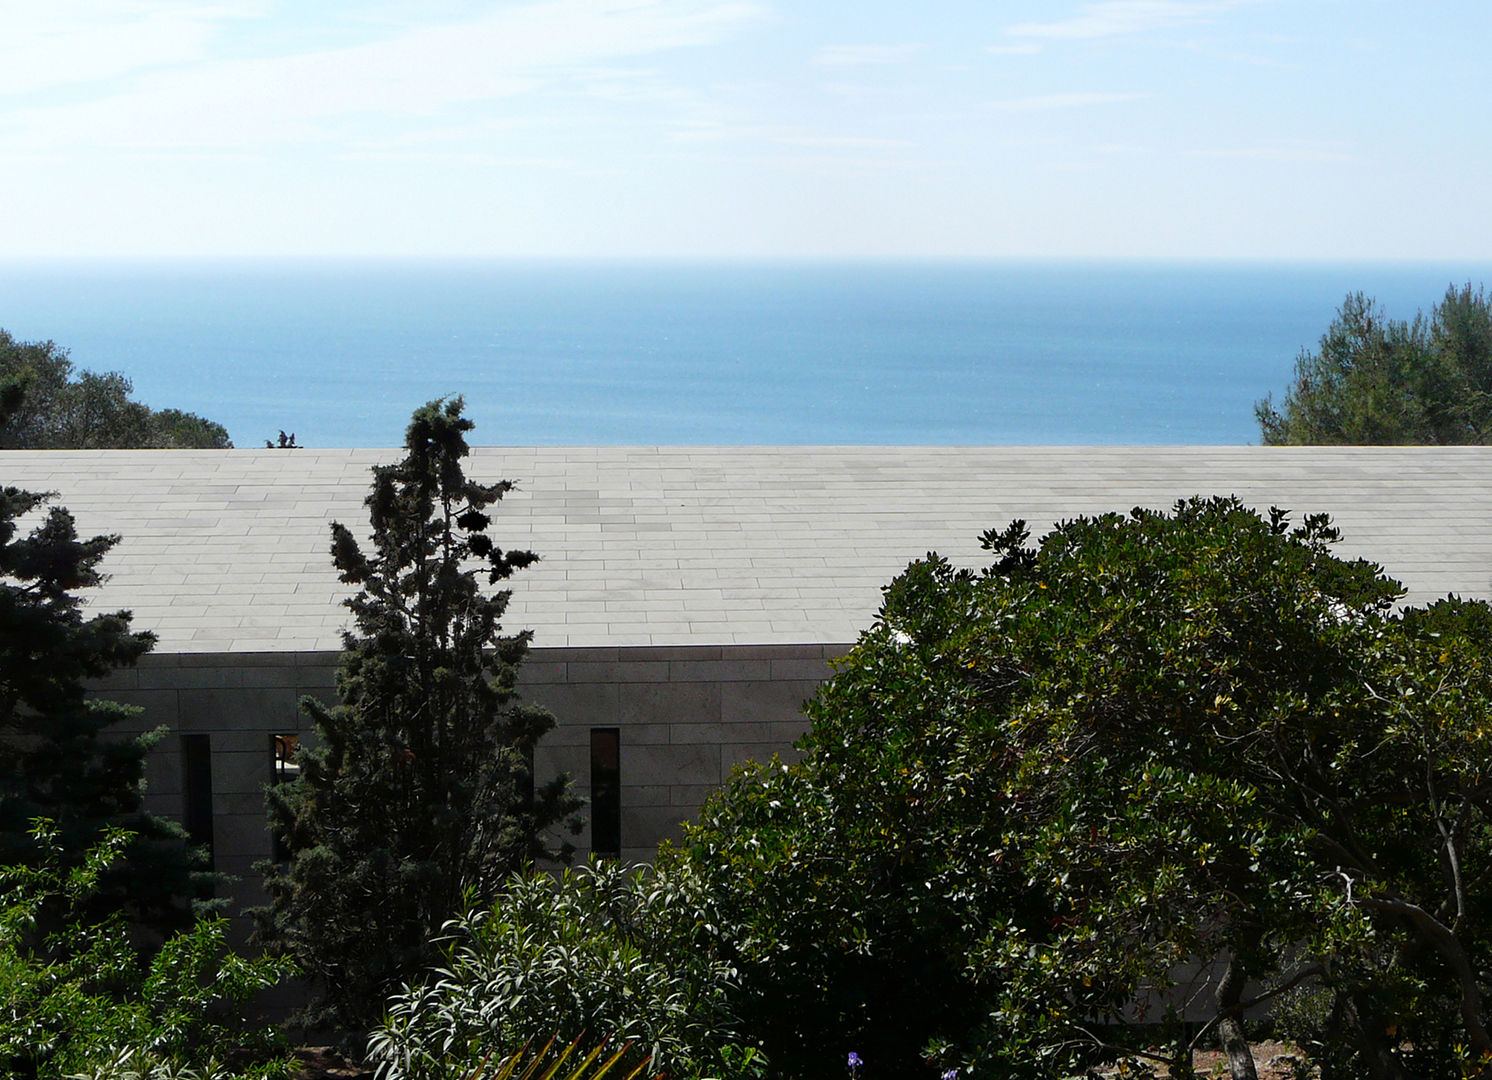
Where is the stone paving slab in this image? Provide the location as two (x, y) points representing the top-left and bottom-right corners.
(4, 446), (1490, 653)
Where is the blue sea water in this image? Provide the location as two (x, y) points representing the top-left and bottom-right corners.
(0, 259), (1488, 449)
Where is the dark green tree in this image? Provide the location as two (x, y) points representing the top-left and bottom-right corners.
(0, 486), (208, 932)
(254, 398), (581, 1035)
(1257, 284), (1492, 444)
(673, 498), (1492, 1080)
(0, 329), (231, 449)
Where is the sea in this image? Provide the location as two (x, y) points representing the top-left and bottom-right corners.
(0, 259), (1487, 449)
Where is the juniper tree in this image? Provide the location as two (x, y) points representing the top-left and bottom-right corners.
(254, 398), (580, 1035)
(0, 486), (207, 932)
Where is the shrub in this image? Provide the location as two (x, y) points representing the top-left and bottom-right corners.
(1, 821), (293, 1080)
(368, 863), (756, 1080)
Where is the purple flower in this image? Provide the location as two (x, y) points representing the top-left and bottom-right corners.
(847, 1052), (863, 1073)
(942, 1070), (959, 1080)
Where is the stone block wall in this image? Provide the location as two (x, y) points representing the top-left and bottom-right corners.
(94, 642), (846, 916)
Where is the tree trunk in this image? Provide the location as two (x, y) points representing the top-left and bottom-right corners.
(1216, 957), (1259, 1080)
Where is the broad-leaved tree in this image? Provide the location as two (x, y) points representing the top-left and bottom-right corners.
(0, 329), (231, 449)
(675, 498), (1492, 1080)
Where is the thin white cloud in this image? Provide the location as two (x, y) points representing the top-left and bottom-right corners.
(987, 91), (1152, 112)
(774, 135), (914, 149)
(0, 0), (765, 149)
(665, 123), (912, 151)
(725, 151), (952, 175)
(1007, 0), (1257, 41)
(335, 151), (575, 167)
(566, 66), (700, 105)
(984, 43), (1043, 56)
(1188, 145), (1353, 163)
(0, 1), (261, 96)
(813, 43), (924, 67)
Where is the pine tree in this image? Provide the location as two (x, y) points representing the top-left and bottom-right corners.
(0, 486), (207, 932)
(1256, 284), (1492, 445)
(254, 398), (581, 1034)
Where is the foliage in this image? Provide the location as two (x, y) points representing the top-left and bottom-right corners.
(667, 559), (1065, 1078)
(1299, 594), (1492, 1080)
(1256, 283), (1492, 444)
(254, 398), (582, 1035)
(368, 863), (755, 1080)
(0, 330), (231, 449)
(0, 485), (208, 933)
(0, 821), (294, 1080)
(672, 497), (1492, 1080)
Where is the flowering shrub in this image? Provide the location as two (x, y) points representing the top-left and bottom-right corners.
(367, 862), (760, 1080)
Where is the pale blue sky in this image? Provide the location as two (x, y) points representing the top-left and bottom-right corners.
(2, 1), (1487, 258)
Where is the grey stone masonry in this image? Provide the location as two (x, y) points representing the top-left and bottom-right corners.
(103, 643), (838, 913)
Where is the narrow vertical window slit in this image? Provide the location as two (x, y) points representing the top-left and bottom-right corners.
(590, 728), (620, 860)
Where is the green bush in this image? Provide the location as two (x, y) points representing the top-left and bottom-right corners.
(1, 821), (293, 1080)
(367, 862), (757, 1080)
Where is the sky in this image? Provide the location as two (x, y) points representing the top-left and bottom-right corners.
(1, 0), (1488, 259)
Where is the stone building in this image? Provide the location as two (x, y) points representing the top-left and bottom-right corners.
(8, 445), (1492, 916)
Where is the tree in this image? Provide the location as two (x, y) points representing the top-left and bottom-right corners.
(0, 330), (231, 449)
(672, 498), (1492, 1080)
(1256, 284), (1492, 444)
(253, 398), (581, 1035)
(0, 485), (207, 932)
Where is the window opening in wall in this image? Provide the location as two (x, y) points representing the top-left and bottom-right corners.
(180, 734), (214, 873)
(272, 734), (300, 783)
(270, 734), (299, 863)
(590, 728), (620, 860)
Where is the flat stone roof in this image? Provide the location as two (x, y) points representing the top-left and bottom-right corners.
(5, 446), (1490, 653)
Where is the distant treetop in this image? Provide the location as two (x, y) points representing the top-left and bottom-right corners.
(1256, 283), (1492, 445)
(0, 329), (232, 449)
